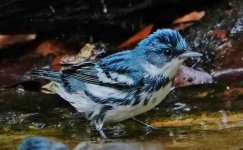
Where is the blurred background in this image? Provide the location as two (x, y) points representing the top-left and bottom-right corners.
(0, 0), (243, 149)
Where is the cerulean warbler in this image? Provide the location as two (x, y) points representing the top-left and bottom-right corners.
(32, 29), (202, 138)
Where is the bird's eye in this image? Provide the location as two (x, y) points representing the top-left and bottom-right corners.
(164, 49), (172, 56)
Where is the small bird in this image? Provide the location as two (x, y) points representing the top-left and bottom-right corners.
(31, 29), (202, 138)
(18, 136), (69, 150)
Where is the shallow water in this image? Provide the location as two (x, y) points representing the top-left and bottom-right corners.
(0, 85), (243, 149)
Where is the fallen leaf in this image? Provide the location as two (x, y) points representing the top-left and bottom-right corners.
(53, 43), (96, 66)
(173, 11), (205, 24)
(173, 11), (205, 30)
(51, 54), (71, 70)
(208, 29), (228, 38)
(0, 34), (36, 48)
(224, 88), (243, 98)
(118, 24), (154, 49)
(41, 82), (56, 94)
(42, 44), (96, 94)
(36, 40), (69, 56)
(73, 44), (95, 63)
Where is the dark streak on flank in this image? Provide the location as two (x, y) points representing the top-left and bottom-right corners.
(142, 75), (170, 106)
(84, 75), (170, 107)
(84, 90), (132, 105)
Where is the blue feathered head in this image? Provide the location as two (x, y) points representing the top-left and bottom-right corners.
(134, 29), (187, 66)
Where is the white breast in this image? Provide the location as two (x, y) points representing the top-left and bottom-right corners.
(104, 81), (172, 122)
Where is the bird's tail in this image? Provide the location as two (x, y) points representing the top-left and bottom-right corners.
(30, 69), (62, 82)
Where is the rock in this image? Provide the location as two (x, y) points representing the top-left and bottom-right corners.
(173, 65), (213, 87)
(185, 0), (243, 71)
(212, 68), (243, 86)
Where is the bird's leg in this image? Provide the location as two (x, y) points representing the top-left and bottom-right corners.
(97, 128), (107, 139)
(132, 117), (163, 130)
(95, 123), (107, 139)
(92, 106), (113, 139)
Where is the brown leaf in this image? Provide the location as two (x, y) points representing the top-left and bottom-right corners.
(208, 29), (228, 38)
(118, 24), (154, 49)
(173, 11), (205, 30)
(50, 44), (97, 70)
(51, 55), (71, 70)
(224, 88), (243, 98)
(36, 40), (69, 56)
(42, 44), (96, 93)
(173, 11), (205, 24)
(0, 34), (36, 48)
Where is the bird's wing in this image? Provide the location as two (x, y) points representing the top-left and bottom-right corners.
(61, 60), (143, 89)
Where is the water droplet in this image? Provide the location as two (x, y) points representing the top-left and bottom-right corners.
(100, 0), (108, 13)
(199, 121), (206, 126)
(16, 85), (25, 94)
(49, 5), (56, 13)
(219, 110), (228, 124)
(103, 6), (107, 13)
(169, 130), (174, 137)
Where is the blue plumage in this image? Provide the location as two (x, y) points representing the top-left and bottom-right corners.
(31, 29), (201, 138)
(18, 136), (69, 150)
(137, 29), (186, 51)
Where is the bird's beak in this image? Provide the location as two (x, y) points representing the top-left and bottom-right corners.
(179, 51), (202, 59)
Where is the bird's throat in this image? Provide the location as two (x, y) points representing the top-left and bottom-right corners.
(143, 58), (184, 79)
